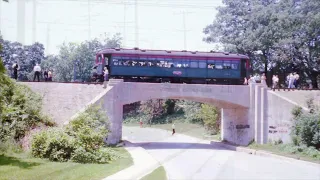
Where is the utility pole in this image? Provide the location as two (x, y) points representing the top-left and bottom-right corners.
(0, 0), (2, 33)
(46, 23), (50, 54)
(123, 1), (126, 47)
(88, 0), (91, 40)
(17, 0), (26, 44)
(135, 0), (139, 47)
(174, 11), (193, 50)
(32, 0), (37, 43)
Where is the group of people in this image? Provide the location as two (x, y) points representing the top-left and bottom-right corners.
(243, 72), (300, 89)
(32, 63), (53, 82)
(10, 62), (52, 82)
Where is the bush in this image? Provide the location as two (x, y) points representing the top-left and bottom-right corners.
(291, 103), (320, 149)
(0, 82), (55, 144)
(31, 128), (75, 162)
(196, 104), (221, 135)
(31, 105), (121, 164)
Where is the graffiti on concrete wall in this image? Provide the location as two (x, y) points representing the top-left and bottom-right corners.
(269, 122), (290, 134)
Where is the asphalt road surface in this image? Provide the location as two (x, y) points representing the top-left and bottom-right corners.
(123, 126), (320, 180)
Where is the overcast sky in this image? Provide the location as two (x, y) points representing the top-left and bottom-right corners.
(0, 0), (223, 55)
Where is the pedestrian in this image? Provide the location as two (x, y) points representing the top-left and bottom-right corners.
(172, 123), (175, 135)
(261, 73), (267, 87)
(103, 66), (109, 88)
(48, 70), (52, 81)
(44, 69), (48, 82)
(12, 62), (19, 80)
(139, 119), (143, 128)
(33, 63), (41, 82)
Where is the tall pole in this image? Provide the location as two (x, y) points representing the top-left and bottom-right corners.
(135, 0), (139, 47)
(17, 0), (26, 44)
(173, 11), (193, 50)
(88, 0), (91, 40)
(32, 0), (37, 43)
(182, 12), (186, 50)
(123, 1), (126, 47)
(0, 0), (2, 34)
(46, 23), (50, 54)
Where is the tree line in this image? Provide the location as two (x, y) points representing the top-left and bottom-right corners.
(0, 33), (121, 82)
(203, 0), (320, 88)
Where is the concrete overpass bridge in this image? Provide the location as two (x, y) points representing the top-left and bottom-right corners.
(22, 79), (311, 146)
(86, 79), (293, 146)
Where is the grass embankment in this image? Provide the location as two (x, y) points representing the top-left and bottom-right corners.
(140, 166), (167, 180)
(248, 143), (320, 164)
(0, 147), (133, 180)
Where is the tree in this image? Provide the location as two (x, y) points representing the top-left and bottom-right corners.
(203, 0), (320, 87)
(0, 38), (45, 80)
(196, 104), (221, 135)
(40, 35), (122, 82)
(203, 0), (283, 76)
(139, 99), (165, 125)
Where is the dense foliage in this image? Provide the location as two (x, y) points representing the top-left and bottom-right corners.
(195, 104), (221, 135)
(0, 40), (54, 151)
(0, 36), (45, 80)
(204, 0), (320, 88)
(31, 106), (121, 163)
(40, 34), (121, 82)
(291, 100), (320, 149)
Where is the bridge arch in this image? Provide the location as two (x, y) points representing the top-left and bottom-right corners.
(98, 79), (264, 146)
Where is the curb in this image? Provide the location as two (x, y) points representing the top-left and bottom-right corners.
(216, 142), (320, 167)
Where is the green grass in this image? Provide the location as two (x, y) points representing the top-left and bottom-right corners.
(140, 166), (167, 180)
(125, 122), (221, 141)
(248, 143), (320, 164)
(0, 147), (133, 180)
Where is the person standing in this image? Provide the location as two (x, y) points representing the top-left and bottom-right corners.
(43, 69), (48, 82)
(103, 67), (109, 88)
(12, 62), (19, 80)
(172, 123), (175, 135)
(33, 63), (41, 82)
(48, 70), (52, 81)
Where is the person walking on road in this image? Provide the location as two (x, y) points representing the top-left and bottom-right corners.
(172, 123), (175, 135)
(12, 62), (19, 80)
(33, 63), (41, 82)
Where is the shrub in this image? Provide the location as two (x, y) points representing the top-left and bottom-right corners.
(31, 128), (75, 162)
(0, 82), (55, 143)
(196, 104), (221, 135)
(291, 103), (320, 149)
(31, 105), (120, 164)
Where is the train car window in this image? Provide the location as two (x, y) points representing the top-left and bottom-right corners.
(98, 55), (102, 63)
(223, 61), (231, 69)
(215, 61), (223, 69)
(231, 63), (238, 69)
(112, 58), (119, 66)
(207, 60), (215, 69)
(190, 61), (198, 68)
(182, 60), (190, 68)
(173, 60), (182, 68)
(199, 61), (207, 69)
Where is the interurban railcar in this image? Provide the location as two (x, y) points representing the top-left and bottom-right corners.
(92, 48), (251, 84)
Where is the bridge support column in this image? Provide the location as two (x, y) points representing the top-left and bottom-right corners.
(254, 85), (268, 144)
(221, 108), (251, 146)
(103, 79), (124, 145)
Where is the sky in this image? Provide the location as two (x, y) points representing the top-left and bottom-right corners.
(0, 0), (223, 55)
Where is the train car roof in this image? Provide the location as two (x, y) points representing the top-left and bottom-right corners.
(97, 48), (249, 59)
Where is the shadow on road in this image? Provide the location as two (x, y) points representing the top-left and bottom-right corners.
(124, 140), (233, 150)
